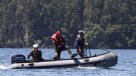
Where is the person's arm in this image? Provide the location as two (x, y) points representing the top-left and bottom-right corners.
(52, 39), (57, 46)
(27, 51), (32, 59)
(83, 38), (85, 48)
(74, 37), (79, 48)
(61, 36), (66, 45)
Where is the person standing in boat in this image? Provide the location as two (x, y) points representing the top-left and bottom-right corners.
(74, 30), (86, 58)
(51, 31), (73, 60)
(27, 44), (44, 62)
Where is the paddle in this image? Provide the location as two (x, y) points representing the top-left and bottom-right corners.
(40, 43), (54, 49)
(40, 44), (46, 49)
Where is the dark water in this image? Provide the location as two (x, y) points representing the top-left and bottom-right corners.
(0, 48), (136, 76)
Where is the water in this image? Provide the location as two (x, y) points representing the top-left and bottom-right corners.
(0, 48), (136, 76)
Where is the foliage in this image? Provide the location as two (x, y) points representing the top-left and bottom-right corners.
(0, 0), (136, 48)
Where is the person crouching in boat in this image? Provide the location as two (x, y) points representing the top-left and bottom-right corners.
(51, 31), (73, 60)
(74, 30), (86, 58)
(27, 44), (44, 62)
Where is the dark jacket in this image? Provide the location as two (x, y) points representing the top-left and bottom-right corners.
(27, 49), (44, 61)
(74, 35), (86, 58)
(74, 35), (85, 49)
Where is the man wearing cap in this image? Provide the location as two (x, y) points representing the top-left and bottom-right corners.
(51, 31), (73, 60)
(74, 30), (86, 58)
(27, 44), (44, 62)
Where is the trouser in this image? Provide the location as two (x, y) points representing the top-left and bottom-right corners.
(77, 47), (86, 58)
(54, 45), (72, 60)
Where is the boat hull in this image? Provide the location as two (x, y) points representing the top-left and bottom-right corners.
(9, 51), (118, 69)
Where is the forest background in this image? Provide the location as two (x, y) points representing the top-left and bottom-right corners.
(0, 0), (136, 49)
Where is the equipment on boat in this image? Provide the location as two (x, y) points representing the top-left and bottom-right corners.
(9, 51), (118, 69)
(11, 54), (26, 64)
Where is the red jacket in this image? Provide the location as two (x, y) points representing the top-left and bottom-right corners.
(51, 34), (65, 46)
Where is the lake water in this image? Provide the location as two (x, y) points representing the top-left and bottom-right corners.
(0, 48), (136, 76)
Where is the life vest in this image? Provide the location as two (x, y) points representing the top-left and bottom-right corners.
(51, 34), (64, 46)
(32, 49), (42, 59)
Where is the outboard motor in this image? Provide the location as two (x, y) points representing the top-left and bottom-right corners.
(11, 54), (26, 64)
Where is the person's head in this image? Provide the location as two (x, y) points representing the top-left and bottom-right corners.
(33, 44), (39, 51)
(56, 31), (61, 38)
(78, 30), (85, 37)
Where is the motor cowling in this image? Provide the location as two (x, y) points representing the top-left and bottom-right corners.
(11, 54), (26, 64)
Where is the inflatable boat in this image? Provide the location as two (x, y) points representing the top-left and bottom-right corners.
(9, 51), (118, 69)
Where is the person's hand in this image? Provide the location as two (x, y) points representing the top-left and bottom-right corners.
(57, 45), (61, 48)
(85, 42), (88, 46)
(57, 43), (65, 48)
(61, 43), (65, 46)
